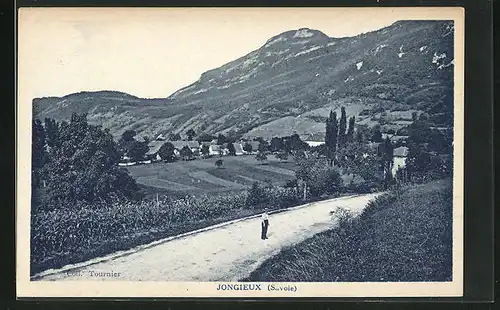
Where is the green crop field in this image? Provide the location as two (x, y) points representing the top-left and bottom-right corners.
(126, 155), (298, 198)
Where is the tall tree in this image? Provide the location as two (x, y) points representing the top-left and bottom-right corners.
(338, 107), (347, 147)
(32, 119), (47, 189)
(217, 134), (227, 145)
(44, 117), (60, 149)
(227, 143), (236, 156)
(270, 137), (283, 152)
(371, 125), (382, 143)
(186, 129), (196, 141)
(325, 111), (338, 167)
(201, 144), (210, 157)
(379, 137), (394, 188)
(347, 116), (355, 142)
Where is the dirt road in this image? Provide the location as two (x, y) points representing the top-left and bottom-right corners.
(36, 193), (380, 281)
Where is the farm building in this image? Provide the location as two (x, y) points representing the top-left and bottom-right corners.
(392, 146), (409, 176)
(305, 141), (325, 147)
(171, 141), (201, 154)
(232, 143), (244, 155)
(209, 144), (222, 156)
(146, 140), (165, 161)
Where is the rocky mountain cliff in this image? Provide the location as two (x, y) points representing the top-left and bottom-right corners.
(33, 20), (454, 141)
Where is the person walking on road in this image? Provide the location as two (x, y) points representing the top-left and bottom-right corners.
(261, 209), (269, 240)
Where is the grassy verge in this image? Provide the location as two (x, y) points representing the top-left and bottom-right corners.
(242, 179), (453, 282)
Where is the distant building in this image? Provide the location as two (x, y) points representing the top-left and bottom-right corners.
(209, 144), (222, 156)
(392, 146), (409, 176)
(171, 141), (200, 154)
(305, 141), (325, 147)
(146, 140), (165, 162)
(233, 143), (244, 156)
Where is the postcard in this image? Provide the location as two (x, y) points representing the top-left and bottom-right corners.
(16, 7), (464, 298)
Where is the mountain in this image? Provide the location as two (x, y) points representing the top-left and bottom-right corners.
(33, 20), (455, 141)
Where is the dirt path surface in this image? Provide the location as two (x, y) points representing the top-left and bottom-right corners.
(37, 193), (381, 282)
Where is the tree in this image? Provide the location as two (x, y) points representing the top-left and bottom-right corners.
(408, 118), (432, 145)
(270, 137), (283, 152)
(201, 144), (210, 157)
(338, 107), (347, 147)
(283, 134), (308, 152)
(243, 142), (253, 153)
(197, 132), (216, 142)
(255, 151), (268, 163)
(258, 139), (270, 152)
(159, 142), (176, 162)
(275, 152), (288, 162)
(371, 125), (382, 143)
(215, 159), (224, 168)
(246, 182), (266, 207)
(169, 133), (181, 141)
(179, 145), (193, 160)
(186, 129), (196, 141)
(347, 116), (355, 142)
(217, 134), (227, 145)
(227, 143), (236, 156)
(32, 119), (48, 189)
(325, 110), (338, 166)
(379, 137), (394, 189)
(120, 130), (136, 143)
(118, 130), (137, 156)
(355, 124), (370, 143)
(37, 113), (140, 208)
(128, 140), (149, 162)
(44, 117), (60, 148)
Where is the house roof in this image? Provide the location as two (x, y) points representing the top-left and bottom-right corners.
(391, 135), (409, 141)
(187, 141), (200, 148)
(146, 140), (164, 155)
(209, 145), (221, 151)
(394, 146), (409, 157)
(233, 143), (244, 153)
(169, 141), (199, 150)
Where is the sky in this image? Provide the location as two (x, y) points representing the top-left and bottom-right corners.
(18, 7), (458, 99)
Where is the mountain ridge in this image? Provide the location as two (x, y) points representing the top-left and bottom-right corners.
(33, 20), (454, 141)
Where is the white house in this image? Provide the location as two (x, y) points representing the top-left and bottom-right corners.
(392, 146), (409, 176)
(209, 144), (222, 156)
(305, 141), (325, 147)
(233, 143), (244, 156)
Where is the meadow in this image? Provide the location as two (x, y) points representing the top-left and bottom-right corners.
(126, 155), (298, 198)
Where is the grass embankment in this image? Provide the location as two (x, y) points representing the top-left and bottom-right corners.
(243, 179), (453, 282)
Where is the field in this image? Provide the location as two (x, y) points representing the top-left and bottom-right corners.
(244, 179), (453, 282)
(127, 155), (298, 198)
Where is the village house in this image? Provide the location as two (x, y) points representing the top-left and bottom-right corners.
(232, 143), (244, 156)
(305, 141), (325, 147)
(209, 144), (220, 156)
(392, 146), (409, 177)
(145, 140), (165, 162)
(171, 141), (201, 157)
